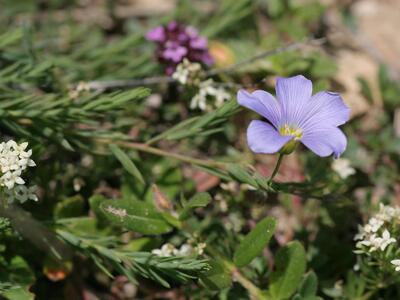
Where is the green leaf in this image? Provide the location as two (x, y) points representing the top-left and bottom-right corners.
(160, 212), (182, 229)
(109, 144), (145, 184)
(0, 29), (23, 49)
(122, 237), (157, 252)
(292, 271), (322, 300)
(54, 195), (85, 218)
(187, 192), (212, 208)
(299, 271), (318, 297)
(233, 217), (276, 267)
(0, 256), (35, 300)
(269, 241), (307, 300)
(100, 198), (172, 234)
(89, 194), (110, 226)
(227, 164), (258, 187)
(199, 260), (232, 291)
(179, 192), (212, 220)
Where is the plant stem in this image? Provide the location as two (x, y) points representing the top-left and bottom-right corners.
(269, 154), (284, 182)
(230, 266), (266, 300)
(84, 38), (326, 91)
(206, 245), (266, 300)
(97, 139), (227, 170)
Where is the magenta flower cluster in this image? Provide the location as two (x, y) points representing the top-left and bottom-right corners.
(146, 21), (214, 75)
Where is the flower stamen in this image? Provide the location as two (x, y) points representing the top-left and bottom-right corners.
(279, 124), (303, 140)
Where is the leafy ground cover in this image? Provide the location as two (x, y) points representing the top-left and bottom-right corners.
(0, 1), (400, 299)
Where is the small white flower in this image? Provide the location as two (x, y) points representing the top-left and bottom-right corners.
(196, 242), (206, 255)
(331, 158), (355, 179)
(358, 234), (374, 248)
(354, 224), (367, 241)
(152, 241), (206, 257)
(175, 244), (194, 256)
(1, 170), (24, 189)
(360, 230), (396, 252)
(365, 218), (384, 233)
(172, 59), (203, 85)
(376, 203), (400, 222)
(0, 140), (36, 191)
(5, 185), (38, 204)
(391, 259), (400, 271)
(152, 243), (176, 257)
(190, 79), (230, 111)
(353, 264), (360, 271)
(191, 90), (207, 111)
(379, 230), (396, 251)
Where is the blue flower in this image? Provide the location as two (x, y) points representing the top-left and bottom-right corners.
(238, 75), (350, 158)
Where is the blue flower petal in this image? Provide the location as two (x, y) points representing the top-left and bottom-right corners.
(237, 89), (281, 128)
(301, 126), (347, 158)
(247, 120), (293, 154)
(276, 75), (313, 126)
(300, 91), (350, 129)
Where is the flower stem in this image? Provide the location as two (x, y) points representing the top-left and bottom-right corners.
(269, 154), (284, 182)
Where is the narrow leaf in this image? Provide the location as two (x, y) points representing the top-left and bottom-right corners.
(109, 144), (144, 184)
(227, 164), (258, 187)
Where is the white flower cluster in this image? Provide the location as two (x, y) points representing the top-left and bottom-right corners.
(172, 59), (203, 86)
(0, 141), (37, 203)
(355, 204), (400, 272)
(151, 242), (206, 257)
(190, 79), (230, 111)
(355, 204), (400, 252)
(331, 158), (355, 179)
(171, 59), (231, 111)
(5, 185), (38, 203)
(68, 81), (91, 99)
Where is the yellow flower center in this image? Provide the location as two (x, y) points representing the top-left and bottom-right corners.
(279, 124), (303, 140)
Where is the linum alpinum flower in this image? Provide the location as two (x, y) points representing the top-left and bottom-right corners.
(238, 75), (350, 158)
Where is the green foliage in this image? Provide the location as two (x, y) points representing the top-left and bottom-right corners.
(54, 195), (85, 218)
(293, 272), (322, 300)
(202, 0), (253, 37)
(0, 1), (398, 299)
(147, 100), (239, 144)
(186, 192), (212, 208)
(179, 192), (212, 220)
(379, 65), (400, 111)
(100, 198), (173, 234)
(268, 241), (307, 300)
(227, 164), (260, 188)
(109, 144), (145, 184)
(233, 217), (276, 267)
(57, 229), (209, 288)
(0, 217), (11, 232)
(0, 256), (35, 300)
(199, 260), (232, 291)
